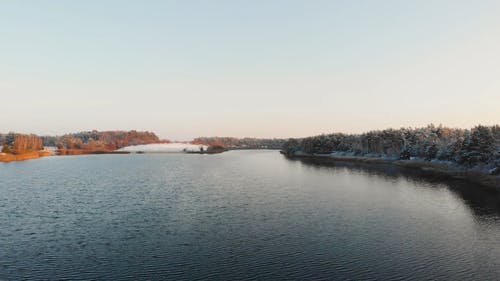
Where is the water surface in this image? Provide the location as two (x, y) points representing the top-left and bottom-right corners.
(1, 150), (500, 280)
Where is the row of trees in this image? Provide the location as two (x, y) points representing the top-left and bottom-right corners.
(1, 133), (44, 154)
(282, 125), (500, 169)
(192, 137), (287, 149)
(2, 130), (163, 153)
(42, 130), (163, 150)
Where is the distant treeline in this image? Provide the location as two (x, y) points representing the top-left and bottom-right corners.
(192, 137), (287, 149)
(282, 125), (500, 170)
(42, 130), (162, 150)
(1, 130), (162, 153)
(1, 134), (43, 155)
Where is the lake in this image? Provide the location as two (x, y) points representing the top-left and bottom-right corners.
(1, 150), (500, 280)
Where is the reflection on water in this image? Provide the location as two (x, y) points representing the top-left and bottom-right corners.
(291, 157), (500, 217)
(1, 150), (500, 280)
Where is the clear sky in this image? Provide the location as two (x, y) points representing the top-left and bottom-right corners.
(1, 1), (499, 140)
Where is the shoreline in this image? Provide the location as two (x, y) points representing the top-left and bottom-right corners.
(282, 152), (500, 190)
(0, 151), (53, 163)
(1, 147), (226, 162)
(56, 149), (131, 155)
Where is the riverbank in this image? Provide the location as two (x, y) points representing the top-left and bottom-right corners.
(0, 149), (131, 162)
(282, 152), (500, 190)
(56, 149), (130, 155)
(1, 147), (224, 162)
(0, 150), (54, 163)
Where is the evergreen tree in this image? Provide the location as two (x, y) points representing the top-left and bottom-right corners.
(459, 126), (494, 166)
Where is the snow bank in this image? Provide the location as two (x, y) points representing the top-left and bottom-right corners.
(118, 143), (208, 153)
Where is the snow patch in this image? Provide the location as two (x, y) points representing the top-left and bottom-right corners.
(118, 143), (208, 153)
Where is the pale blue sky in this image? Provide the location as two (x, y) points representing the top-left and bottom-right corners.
(1, 1), (499, 140)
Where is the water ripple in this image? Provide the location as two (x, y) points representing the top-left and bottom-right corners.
(1, 151), (500, 280)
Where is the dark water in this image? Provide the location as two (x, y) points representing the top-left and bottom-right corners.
(1, 150), (500, 280)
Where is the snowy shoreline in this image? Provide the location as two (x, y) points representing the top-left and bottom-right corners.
(282, 152), (500, 190)
(118, 143), (208, 153)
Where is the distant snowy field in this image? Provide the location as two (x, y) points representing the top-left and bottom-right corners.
(118, 143), (208, 153)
